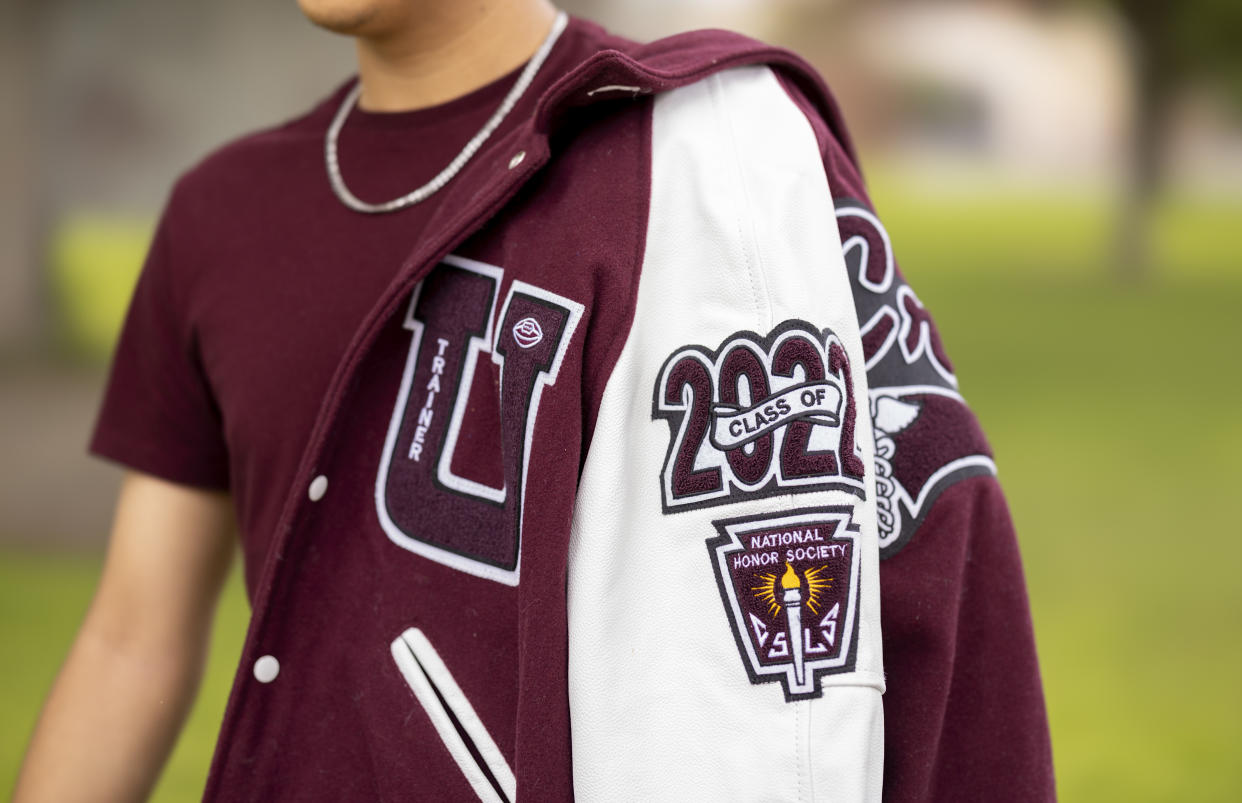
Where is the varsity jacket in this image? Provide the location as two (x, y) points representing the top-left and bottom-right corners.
(189, 21), (1053, 803)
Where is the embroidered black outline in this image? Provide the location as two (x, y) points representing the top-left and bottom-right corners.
(879, 459), (995, 559)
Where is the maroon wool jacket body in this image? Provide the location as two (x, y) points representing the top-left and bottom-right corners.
(89, 16), (1054, 802)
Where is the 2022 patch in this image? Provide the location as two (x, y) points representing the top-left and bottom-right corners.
(652, 320), (867, 513)
(707, 507), (862, 700)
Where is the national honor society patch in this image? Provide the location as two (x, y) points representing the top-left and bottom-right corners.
(707, 507), (861, 700)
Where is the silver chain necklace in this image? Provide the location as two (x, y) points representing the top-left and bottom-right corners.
(325, 10), (568, 215)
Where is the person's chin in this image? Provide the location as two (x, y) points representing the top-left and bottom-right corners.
(297, 0), (388, 36)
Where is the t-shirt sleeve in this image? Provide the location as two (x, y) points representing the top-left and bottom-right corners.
(87, 185), (231, 490)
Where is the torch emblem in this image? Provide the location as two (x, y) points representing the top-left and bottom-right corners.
(707, 507), (861, 700)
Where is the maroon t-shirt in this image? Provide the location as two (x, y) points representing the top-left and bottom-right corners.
(89, 28), (597, 595)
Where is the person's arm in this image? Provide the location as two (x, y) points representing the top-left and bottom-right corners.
(14, 471), (236, 803)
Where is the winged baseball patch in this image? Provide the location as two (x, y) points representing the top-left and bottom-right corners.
(835, 198), (997, 557)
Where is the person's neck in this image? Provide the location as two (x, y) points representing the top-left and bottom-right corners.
(354, 0), (559, 112)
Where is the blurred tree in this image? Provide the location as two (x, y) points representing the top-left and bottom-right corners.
(1092, 0), (1242, 279)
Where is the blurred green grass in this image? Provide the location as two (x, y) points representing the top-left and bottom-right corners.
(0, 551), (250, 801)
(6, 186), (1242, 800)
(48, 216), (153, 360)
(875, 182), (1242, 800)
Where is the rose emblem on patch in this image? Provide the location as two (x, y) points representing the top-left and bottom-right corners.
(707, 507), (862, 700)
(512, 316), (544, 349)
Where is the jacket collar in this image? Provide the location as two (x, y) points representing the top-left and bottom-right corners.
(535, 22), (856, 161)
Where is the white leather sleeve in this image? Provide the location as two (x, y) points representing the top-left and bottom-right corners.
(568, 65), (884, 801)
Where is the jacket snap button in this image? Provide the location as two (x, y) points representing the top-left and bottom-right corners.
(253, 655), (280, 683)
(308, 475), (328, 501)
(508, 151), (526, 169)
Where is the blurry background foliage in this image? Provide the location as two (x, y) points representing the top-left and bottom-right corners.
(49, 216), (151, 358)
(1, 0), (1239, 800)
